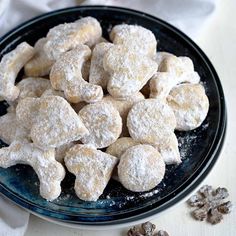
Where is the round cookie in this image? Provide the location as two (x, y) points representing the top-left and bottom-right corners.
(127, 99), (176, 144)
(118, 144), (165, 192)
(79, 102), (122, 148)
(167, 84), (209, 131)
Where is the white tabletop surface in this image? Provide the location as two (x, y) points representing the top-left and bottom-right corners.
(25, 0), (236, 235)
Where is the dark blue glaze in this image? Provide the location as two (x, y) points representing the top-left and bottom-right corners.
(0, 6), (226, 225)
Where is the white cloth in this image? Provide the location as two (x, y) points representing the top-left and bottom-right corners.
(0, 0), (217, 236)
(0, 195), (29, 236)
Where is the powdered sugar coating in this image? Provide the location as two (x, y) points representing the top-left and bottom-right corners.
(103, 45), (158, 98)
(16, 97), (40, 128)
(106, 137), (139, 181)
(89, 42), (113, 89)
(102, 92), (144, 136)
(50, 45), (103, 103)
(16, 77), (51, 101)
(106, 137), (139, 159)
(64, 144), (118, 201)
(167, 84), (209, 131)
(0, 42), (35, 101)
(153, 132), (181, 165)
(41, 88), (65, 98)
(155, 51), (173, 67)
(127, 99), (176, 144)
(24, 38), (54, 77)
(110, 24), (157, 57)
(44, 17), (102, 60)
(150, 55), (201, 100)
(150, 72), (177, 99)
(158, 55), (200, 84)
(79, 102), (122, 148)
(118, 144), (165, 192)
(55, 142), (75, 163)
(31, 96), (89, 149)
(0, 112), (18, 144)
(149, 70), (199, 100)
(0, 140), (65, 201)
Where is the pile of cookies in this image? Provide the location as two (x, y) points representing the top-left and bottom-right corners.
(0, 17), (209, 202)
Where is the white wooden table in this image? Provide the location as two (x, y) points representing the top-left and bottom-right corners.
(25, 0), (236, 235)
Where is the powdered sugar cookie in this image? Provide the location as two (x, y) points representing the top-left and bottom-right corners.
(81, 59), (91, 81)
(44, 17), (102, 60)
(31, 96), (89, 149)
(24, 38), (54, 77)
(89, 42), (113, 89)
(50, 45), (103, 103)
(64, 144), (118, 201)
(0, 42), (34, 101)
(6, 105), (16, 113)
(55, 142), (75, 163)
(90, 37), (108, 49)
(16, 96), (88, 149)
(127, 99), (176, 144)
(118, 144), (165, 192)
(153, 132), (181, 165)
(103, 45), (157, 98)
(0, 112), (18, 144)
(16, 97), (40, 128)
(102, 92), (144, 136)
(0, 140), (65, 201)
(79, 102), (122, 148)
(150, 55), (201, 100)
(106, 137), (139, 158)
(106, 137), (139, 181)
(155, 51), (173, 67)
(16, 77), (51, 101)
(167, 84), (209, 131)
(158, 55), (200, 84)
(110, 24), (157, 57)
(149, 72), (177, 99)
(141, 51), (174, 98)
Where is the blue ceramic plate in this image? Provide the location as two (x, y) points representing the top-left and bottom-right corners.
(0, 6), (226, 226)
